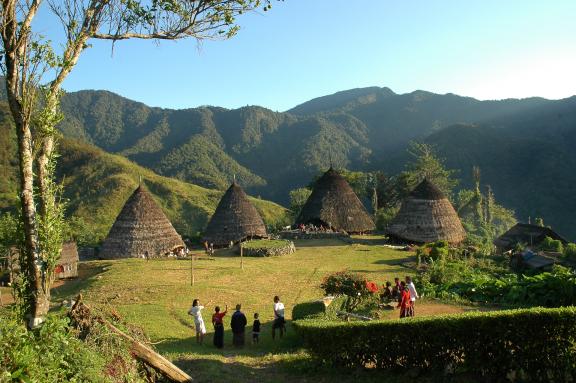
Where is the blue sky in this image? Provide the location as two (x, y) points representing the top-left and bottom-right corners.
(42, 0), (576, 111)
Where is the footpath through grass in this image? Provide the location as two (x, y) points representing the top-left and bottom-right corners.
(51, 236), (477, 382)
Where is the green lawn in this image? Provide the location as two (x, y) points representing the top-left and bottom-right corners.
(51, 236), (477, 382)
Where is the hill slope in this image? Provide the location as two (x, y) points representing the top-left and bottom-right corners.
(0, 103), (289, 244)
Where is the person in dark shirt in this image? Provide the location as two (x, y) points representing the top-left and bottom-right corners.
(230, 304), (248, 348)
(212, 304), (228, 349)
(252, 313), (261, 344)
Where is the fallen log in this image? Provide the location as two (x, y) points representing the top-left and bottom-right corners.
(102, 320), (193, 383)
(70, 295), (193, 383)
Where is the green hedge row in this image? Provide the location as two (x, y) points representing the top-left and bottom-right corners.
(294, 307), (576, 380)
(292, 297), (347, 321)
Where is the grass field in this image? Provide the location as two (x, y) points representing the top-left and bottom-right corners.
(50, 236), (480, 382)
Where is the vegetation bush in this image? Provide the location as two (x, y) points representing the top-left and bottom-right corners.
(294, 307), (576, 380)
(292, 301), (326, 320)
(0, 311), (106, 382)
(539, 236), (564, 253)
(292, 297), (346, 321)
(564, 243), (576, 261)
(320, 271), (379, 311)
(419, 261), (576, 307)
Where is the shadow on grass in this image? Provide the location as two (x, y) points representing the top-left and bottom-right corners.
(292, 239), (350, 248)
(169, 345), (458, 383)
(51, 261), (113, 302)
(349, 237), (389, 246)
(372, 256), (416, 266)
(156, 320), (302, 356)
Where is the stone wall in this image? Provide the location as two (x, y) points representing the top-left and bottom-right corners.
(240, 241), (296, 257)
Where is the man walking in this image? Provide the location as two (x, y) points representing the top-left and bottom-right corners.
(230, 304), (247, 347)
(405, 276), (419, 317)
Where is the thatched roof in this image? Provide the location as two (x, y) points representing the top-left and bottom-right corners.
(60, 241), (79, 265)
(387, 179), (466, 244)
(494, 223), (568, 251)
(99, 185), (184, 259)
(295, 168), (375, 233)
(203, 182), (267, 246)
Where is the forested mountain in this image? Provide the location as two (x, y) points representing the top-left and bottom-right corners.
(2, 85), (575, 239)
(0, 102), (289, 244)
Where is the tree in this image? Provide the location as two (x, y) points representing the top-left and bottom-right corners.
(289, 187), (311, 217)
(398, 142), (458, 199)
(1, 0), (276, 327)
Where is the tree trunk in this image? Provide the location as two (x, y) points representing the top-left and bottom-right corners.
(1, 4), (50, 326)
(6, 80), (49, 327)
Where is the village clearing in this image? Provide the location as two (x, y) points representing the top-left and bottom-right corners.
(50, 237), (483, 382)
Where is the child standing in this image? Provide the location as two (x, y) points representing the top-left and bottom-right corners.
(252, 313), (261, 344)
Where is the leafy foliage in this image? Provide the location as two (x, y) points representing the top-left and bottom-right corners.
(419, 254), (576, 307)
(294, 306), (576, 380)
(539, 236), (564, 253)
(0, 312), (106, 382)
(288, 187), (312, 217)
(320, 271), (378, 311)
(397, 142), (459, 199)
(564, 243), (576, 261)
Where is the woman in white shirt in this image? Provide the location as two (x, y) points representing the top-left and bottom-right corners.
(188, 299), (207, 344)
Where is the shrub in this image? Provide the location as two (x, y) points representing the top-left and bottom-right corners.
(320, 271), (378, 311)
(294, 307), (576, 380)
(539, 236), (564, 253)
(292, 297), (347, 321)
(419, 262), (576, 307)
(0, 311), (106, 382)
(564, 243), (576, 261)
(292, 301), (326, 320)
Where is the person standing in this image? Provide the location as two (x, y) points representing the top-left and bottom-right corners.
(272, 295), (286, 340)
(406, 276), (419, 317)
(252, 313), (261, 344)
(188, 299), (207, 344)
(397, 281), (412, 318)
(212, 304), (228, 349)
(230, 304), (248, 348)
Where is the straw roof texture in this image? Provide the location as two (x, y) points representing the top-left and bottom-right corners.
(99, 186), (184, 259)
(295, 168), (375, 233)
(387, 179), (466, 244)
(60, 241), (79, 265)
(203, 182), (268, 246)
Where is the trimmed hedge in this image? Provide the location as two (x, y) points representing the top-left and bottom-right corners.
(294, 307), (576, 380)
(292, 300), (326, 320)
(292, 297), (346, 320)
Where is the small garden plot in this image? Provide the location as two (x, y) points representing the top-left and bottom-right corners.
(240, 239), (296, 257)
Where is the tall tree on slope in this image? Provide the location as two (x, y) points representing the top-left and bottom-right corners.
(0, 0), (276, 327)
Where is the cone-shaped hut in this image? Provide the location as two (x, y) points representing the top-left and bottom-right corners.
(387, 179), (466, 244)
(203, 182), (268, 247)
(295, 168), (375, 233)
(99, 185), (185, 259)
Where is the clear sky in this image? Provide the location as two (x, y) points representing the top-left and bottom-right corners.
(40, 0), (576, 111)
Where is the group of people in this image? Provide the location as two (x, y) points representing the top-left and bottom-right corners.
(187, 296), (286, 349)
(297, 223), (333, 233)
(380, 276), (419, 318)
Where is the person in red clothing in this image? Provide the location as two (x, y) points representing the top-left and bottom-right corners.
(212, 304), (228, 348)
(397, 281), (412, 318)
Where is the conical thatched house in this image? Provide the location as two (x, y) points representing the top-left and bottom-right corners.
(203, 182), (267, 247)
(387, 179), (466, 244)
(295, 168), (375, 233)
(99, 185), (184, 259)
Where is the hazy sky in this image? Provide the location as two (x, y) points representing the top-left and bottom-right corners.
(41, 0), (576, 111)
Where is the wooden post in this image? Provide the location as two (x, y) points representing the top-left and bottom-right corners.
(240, 243), (244, 270)
(190, 252), (194, 287)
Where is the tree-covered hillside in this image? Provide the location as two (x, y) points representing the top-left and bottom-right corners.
(0, 102), (289, 245)
(4, 84), (575, 240)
